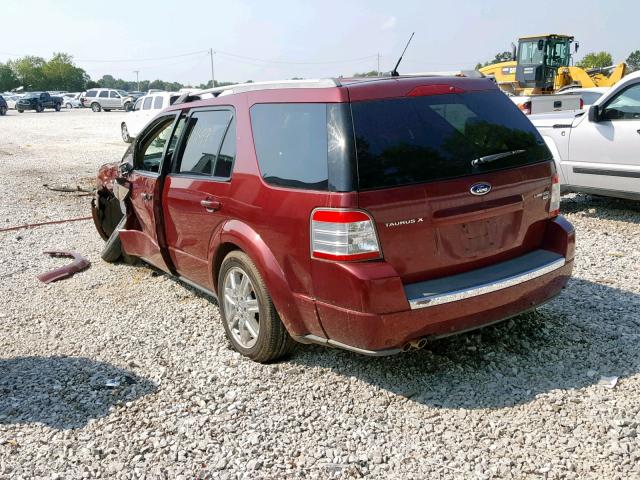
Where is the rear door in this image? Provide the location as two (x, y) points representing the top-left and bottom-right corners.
(121, 113), (181, 270)
(567, 81), (640, 195)
(162, 107), (236, 289)
(350, 87), (555, 283)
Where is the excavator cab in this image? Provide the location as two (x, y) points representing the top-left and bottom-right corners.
(515, 35), (574, 91)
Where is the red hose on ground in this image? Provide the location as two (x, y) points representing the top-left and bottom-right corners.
(0, 216), (92, 233)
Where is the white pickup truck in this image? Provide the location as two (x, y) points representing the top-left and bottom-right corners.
(529, 71), (640, 201)
(511, 93), (582, 115)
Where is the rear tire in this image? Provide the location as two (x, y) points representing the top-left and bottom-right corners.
(218, 251), (294, 363)
(0, 107), (6, 116)
(35, 104), (43, 113)
(17, 109), (23, 113)
(91, 102), (101, 112)
(54, 103), (61, 111)
(66, 102), (72, 109)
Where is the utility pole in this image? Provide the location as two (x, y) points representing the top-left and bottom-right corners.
(377, 53), (380, 75)
(133, 70), (139, 91)
(209, 48), (215, 88)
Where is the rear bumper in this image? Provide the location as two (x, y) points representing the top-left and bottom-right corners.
(304, 216), (575, 354)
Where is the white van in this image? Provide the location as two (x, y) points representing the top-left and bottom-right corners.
(120, 92), (179, 142)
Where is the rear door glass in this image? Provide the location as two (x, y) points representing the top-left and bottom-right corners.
(351, 90), (551, 190)
(153, 96), (163, 109)
(142, 97), (152, 110)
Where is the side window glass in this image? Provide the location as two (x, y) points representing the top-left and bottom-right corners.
(602, 84), (640, 121)
(110, 91), (120, 98)
(133, 98), (143, 111)
(178, 110), (233, 176)
(99, 91), (108, 98)
(153, 96), (164, 109)
(251, 103), (328, 190)
(135, 118), (175, 173)
(142, 97), (152, 110)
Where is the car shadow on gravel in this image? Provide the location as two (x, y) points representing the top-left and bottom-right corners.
(0, 356), (156, 430)
(561, 193), (640, 224)
(291, 278), (640, 410)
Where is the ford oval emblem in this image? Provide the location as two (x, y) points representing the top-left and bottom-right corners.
(470, 182), (492, 196)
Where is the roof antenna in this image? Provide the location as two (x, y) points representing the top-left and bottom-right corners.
(391, 32), (415, 77)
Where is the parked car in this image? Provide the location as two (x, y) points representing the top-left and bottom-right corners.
(16, 92), (62, 112)
(555, 87), (610, 109)
(0, 95), (7, 116)
(92, 76), (575, 362)
(3, 94), (19, 109)
(120, 91), (179, 142)
(61, 93), (83, 109)
(531, 71), (640, 200)
(82, 88), (132, 112)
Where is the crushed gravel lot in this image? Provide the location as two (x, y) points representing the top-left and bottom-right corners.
(1, 108), (639, 479)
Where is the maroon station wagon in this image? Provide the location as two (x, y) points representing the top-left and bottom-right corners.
(92, 76), (575, 362)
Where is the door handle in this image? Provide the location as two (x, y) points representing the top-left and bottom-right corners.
(200, 198), (221, 212)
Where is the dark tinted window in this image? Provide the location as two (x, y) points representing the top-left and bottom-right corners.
(109, 91), (120, 98)
(86, 91), (97, 98)
(153, 96), (163, 109)
(178, 110), (233, 177)
(352, 90), (550, 190)
(142, 97), (152, 110)
(99, 91), (108, 98)
(251, 104), (328, 190)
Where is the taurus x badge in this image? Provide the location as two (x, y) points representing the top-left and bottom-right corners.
(470, 182), (492, 196)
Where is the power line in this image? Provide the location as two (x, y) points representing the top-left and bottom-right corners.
(215, 50), (378, 65)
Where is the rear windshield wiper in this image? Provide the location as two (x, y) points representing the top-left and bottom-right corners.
(471, 149), (526, 167)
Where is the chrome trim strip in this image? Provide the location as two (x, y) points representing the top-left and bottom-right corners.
(408, 257), (566, 310)
(293, 334), (402, 357)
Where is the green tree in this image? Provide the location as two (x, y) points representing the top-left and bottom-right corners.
(577, 51), (613, 69)
(8, 56), (47, 89)
(626, 50), (640, 72)
(353, 70), (379, 78)
(42, 53), (88, 91)
(0, 62), (20, 91)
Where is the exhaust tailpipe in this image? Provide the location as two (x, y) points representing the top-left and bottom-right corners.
(403, 337), (428, 352)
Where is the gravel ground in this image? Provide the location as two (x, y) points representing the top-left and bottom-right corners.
(1, 109), (639, 479)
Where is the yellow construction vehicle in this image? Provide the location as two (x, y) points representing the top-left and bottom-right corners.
(479, 34), (627, 95)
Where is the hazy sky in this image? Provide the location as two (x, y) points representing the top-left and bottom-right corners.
(0, 0), (637, 86)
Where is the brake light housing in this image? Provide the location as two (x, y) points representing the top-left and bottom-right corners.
(311, 209), (381, 261)
(549, 174), (561, 217)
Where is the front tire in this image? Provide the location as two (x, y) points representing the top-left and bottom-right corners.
(91, 102), (101, 112)
(218, 251), (294, 362)
(55, 103), (61, 111)
(17, 109), (24, 113)
(101, 216), (136, 264)
(0, 106), (6, 116)
(66, 102), (72, 109)
(121, 123), (132, 143)
(35, 103), (44, 113)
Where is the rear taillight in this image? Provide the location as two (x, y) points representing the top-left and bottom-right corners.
(518, 101), (532, 115)
(311, 209), (381, 261)
(549, 174), (561, 217)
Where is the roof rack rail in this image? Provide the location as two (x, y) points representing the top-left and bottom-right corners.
(173, 78), (341, 104)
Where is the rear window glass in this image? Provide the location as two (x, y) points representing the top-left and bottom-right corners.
(86, 91), (97, 97)
(251, 104), (328, 190)
(351, 90), (550, 190)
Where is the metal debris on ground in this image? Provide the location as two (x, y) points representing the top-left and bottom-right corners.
(37, 251), (91, 283)
(598, 376), (619, 389)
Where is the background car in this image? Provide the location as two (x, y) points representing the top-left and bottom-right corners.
(82, 88), (132, 112)
(61, 93), (83, 109)
(120, 91), (179, 142)
(16, 92), (63, 112)
(0, 95), (7, 116)
(2, 94), (20, 109)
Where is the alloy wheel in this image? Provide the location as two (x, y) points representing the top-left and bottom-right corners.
(223, 267), (260, 349)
